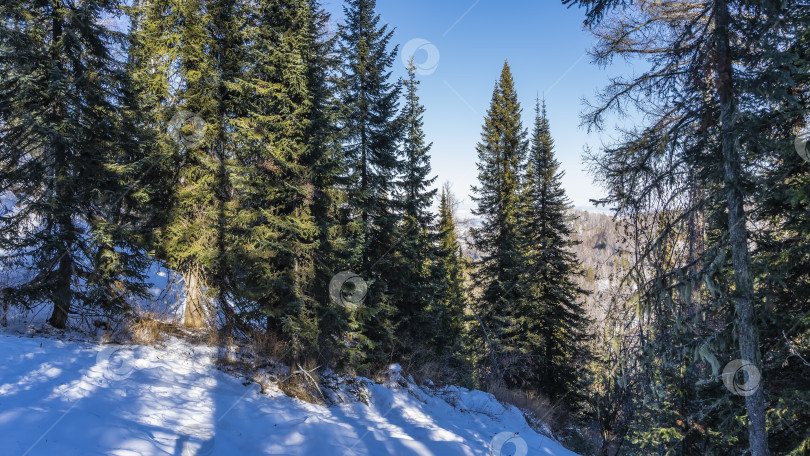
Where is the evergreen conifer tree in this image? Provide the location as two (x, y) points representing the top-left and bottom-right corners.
(432, 183), (473, 384)
(470, 61), (528, 384)
(518, 99), (589, 402)
(129, 0), (243, 328)
(225, 0), (319, 358)
(0, 0), (148, 328)
(435, 185), (466, 346)
(335, 0), (403, 368)
(572, 0), (810, 453)
(304, 2), (354, 365)
(391, 59), (438, 356)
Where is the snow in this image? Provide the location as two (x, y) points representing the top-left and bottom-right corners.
(0, 330), (579, 456)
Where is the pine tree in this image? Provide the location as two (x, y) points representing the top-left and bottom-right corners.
(517, 99), (589, 401)
(470, 61), (528, 384)
(335, 0), (403, 369)
(391, 59), (438, 356)
(0, 0), (148, 328)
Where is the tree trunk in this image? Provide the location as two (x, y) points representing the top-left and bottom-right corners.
(47, 8), (72, 330)
(48, 248), (73, 328)
(183, 269), (207, 328)
(713, 1), (770, 454)
(361, 126), (369, 272)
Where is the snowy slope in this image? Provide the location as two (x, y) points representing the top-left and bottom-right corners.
(0, 331), (579, 456)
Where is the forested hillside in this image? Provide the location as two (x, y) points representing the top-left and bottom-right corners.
(2, 0), (809, 455)
(570, 210), (629, 313)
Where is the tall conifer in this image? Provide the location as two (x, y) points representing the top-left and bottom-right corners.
(304, 2), (352, 364)
(129, 0), (242, 328)
(335, 0), (402, 368)
(0, 0), (147, 327)
(518, 99), (588, 401)
(392, 59), (438, 355)
(432, 184), (472, 383)
(572, 0), (810, 452)
(225, 0), (319, 357)
(470, 61), (528, 383)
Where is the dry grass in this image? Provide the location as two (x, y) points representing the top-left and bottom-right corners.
(251, 372), (276, 395)
(128, 312), (182, 345)
(214, 330), (326, 405)
(279, 375), (322, 404)
(396, 345), (469, 388)
(213, 336), (241, 368)
(486, 381), (567, 437)
(278, 360), (326, 405)
(101, 311), (330, 407)
(245, 330), (288, 360)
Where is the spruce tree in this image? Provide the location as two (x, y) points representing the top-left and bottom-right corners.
(518, 99), (589, 402)
(470, 61), (528, 384)
(225, 0), (319, 358)
(335, 0), (403, 368)
(129, 0), (242, 328)
(435, 185), (466, 345)
(0, 0), (147, 328)
(432, 183), (473, 384)
(304, 2), (353, 365)
(391, 59), (438, 356)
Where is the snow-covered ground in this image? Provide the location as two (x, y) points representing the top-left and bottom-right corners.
(0, 329), (579, 456)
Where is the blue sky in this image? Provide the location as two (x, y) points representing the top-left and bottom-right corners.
(322, 0), (634, 217)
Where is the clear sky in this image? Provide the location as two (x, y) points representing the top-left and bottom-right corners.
(321, 0), (634, 218)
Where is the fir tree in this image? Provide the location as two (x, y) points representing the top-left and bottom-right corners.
(470, 61), (528, 384)
(432, 183), (473, 384)
(435, 185), (466, 347)
(335, 0), (403, 368)
(0, 0), (148, 328)
(304, 2), (354, 365)
(391, 59), (438, 356)
(518, 99), (589, 402)
(129, 0), (242, 328)
(398, 59), (437, 236)
(225, 0), (319, 358)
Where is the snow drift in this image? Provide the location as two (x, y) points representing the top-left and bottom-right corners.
(0, 329), (578, 455)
